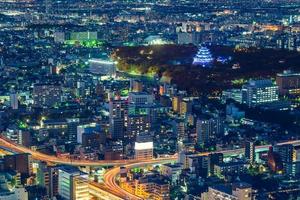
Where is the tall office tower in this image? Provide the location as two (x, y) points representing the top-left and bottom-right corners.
(130, 79), (143, 92)
(242, 79), (279, 107)
(127, 92), (153, 140)
(273, 144), (295, 163)
(33, 84), (62, 108)
(196, 118), (223, 145)
(67, 118), (80, 143)
(48, 167), (59, 198)
(10, 92), (18, 110)
(127, 114), (150, 140)
(37, 162), (51, 197)
(58, 166), (89, 200)
(172, 96), (182, 113)
(109, 99), (127, 140)
(179, 99), (192, 115)
(276, 70), (300, 95)
(173, 119), (186, 142)
(134, 133), (153, 160)
(273, 144), (300, 177)
(4, 153), (32, 176)
(37, 163), (59, 198)
(245, 141), (255, 164)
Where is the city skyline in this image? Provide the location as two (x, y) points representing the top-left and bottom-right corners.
(0, 0), (300, 200)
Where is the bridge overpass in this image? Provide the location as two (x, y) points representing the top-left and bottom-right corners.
(1, 136), (300, 199)
(88, 182), (123, 200)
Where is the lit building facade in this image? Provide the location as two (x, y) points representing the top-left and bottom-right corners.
(58, 166), (89, 200)
(196, 118), (223, 145)
(122, 176), (170, 200)
(109, 99), (127, 140)
(88, 58), (116, 77)
(127, 114), (150, 140)
(172, 96), (182, 113)
(129, 92), (154, 105)
(242, 79), (279, 107)
(276, 70), (300, 95)
(10, 92), (18, 110)
(201, 182), (252, 200)
(33, 84), (62, 108)
(245, 141), (255, 164)
(134, 134), (153, 160)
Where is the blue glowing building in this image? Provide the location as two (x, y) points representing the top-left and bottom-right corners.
(192, 46), (213, 67)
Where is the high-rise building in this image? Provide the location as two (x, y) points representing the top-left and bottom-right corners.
(179, 99), (192, 115)
(58, 166), (89, 200)
(196, 118), (223, 145)
(273, 144), (296, 163)
(135, 134), (153, 160)
(245, 141), (255, 164)
(33, 84), (62, 108)
(276, 70), (300, 95)
(67, 118), (80, 143)
(10, 92), (18, 110)
(37, 162), (50, 193)
(127, 114), (150, 140)
(173, 119), (186, 141)
(172, 96), (182, 113)
(269, 144), (300, 176)
(109, 99), (127, 140)
(49, 167), (59, 198)
(242, 79), (279, 107)
(37, 162), (58, 198)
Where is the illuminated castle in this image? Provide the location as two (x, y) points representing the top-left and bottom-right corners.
(192, 46), (213, 67)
